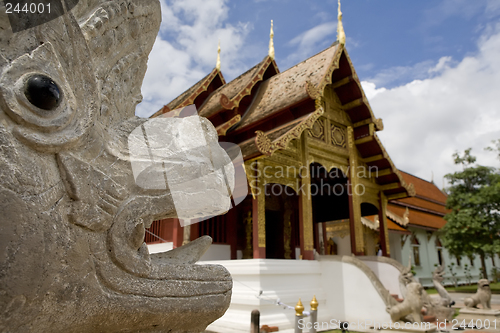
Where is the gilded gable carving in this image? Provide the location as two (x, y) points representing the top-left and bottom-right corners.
(308, 117), (325, 141)
(331, 124), (346, 148)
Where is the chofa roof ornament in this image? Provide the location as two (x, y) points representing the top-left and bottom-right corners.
(337, 0), (346, 45)
(216, 39), (221, 71)
(269, 20), (275, 60)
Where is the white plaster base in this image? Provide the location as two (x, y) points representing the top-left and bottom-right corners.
(456, 308), (500, 322)
(204, 257), (393, 333)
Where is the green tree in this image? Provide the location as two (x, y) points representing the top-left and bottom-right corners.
(442, 149), (500, 280)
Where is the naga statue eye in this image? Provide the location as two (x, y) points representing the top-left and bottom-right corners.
(24, 74), (62, 110)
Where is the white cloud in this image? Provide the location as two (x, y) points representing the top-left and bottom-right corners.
(284, 22), (337, 67)
(365, 56), (459, 89)
(362, 24), (500, 189)
(136, 0), (251, 118)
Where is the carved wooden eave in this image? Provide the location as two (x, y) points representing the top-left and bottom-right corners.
(232, 44), (341, 134)
(387, 171), (450, 230)
(386, 208), (409, 227)
(220, 56), (279, 110)
(150, 67), (225, 118)
(310, 45), (414, 200)
(356, 133), (415, 199)
(216, 114), (241, 136)
(255, 107), (324, 156)
(329, 46), (383, 131)
(198, 55), (279, 119)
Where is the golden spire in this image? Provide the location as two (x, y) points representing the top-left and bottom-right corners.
(216, 40), (221, 71)
(268, 20), (275, 60)
(337, 0), (346, 45)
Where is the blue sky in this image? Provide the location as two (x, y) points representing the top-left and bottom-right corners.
(137, 0), (500, 188)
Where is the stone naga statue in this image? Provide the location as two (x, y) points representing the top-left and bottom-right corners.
(464, 279), (492, 309)
(432, 264), (454, 307)
(0, 1), (234, 332)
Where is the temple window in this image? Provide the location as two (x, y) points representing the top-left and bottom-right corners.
(435, 237), (443, 266)
(411, 235), (421, 266)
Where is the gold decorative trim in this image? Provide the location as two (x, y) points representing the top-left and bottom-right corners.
(220, 93), (233, 109)
(331, 124), (346, 148)
(374, 118), (384, 131)
(257, 181), (266, 248)
(306, 80), (321, 100)
(386, 209), (408, 227)
(308, 117), (325, 141)
(216, 114), (241, 136)
(407, 183), (416, 196)
(219, 56), (275, 111)
(251, 160), (266, 248)
(284, 200), (292, 259)
(394, 170), (416, 197)
(255, 107), (325, 156)
(317, 45), (343, 93)
(326, 221), (350, 239)
(173, 68), (222, 111)
(361, 216), (378, 230)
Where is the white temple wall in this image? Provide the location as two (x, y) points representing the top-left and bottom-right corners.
(204, 257), (391, 333)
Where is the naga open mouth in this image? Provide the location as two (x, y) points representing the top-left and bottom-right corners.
(97, 192), (233, 299)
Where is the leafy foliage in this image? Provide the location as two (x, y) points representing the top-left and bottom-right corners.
(442, 149), (500, 280)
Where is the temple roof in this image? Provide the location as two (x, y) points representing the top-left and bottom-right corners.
(387, 219), (411, 234)
(198, 55), (279, 119)
(388, 171), (449, 231)
(152, 42), (414, 199)
(235, 45), (341, 131)
(151, 67), (226, 118)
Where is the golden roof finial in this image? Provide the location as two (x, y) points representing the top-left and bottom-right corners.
(268, 20), (275, 60)
(216, 39), (221, 71)
(337, 0), (346, 45)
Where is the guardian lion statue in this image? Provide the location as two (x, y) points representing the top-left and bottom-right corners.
(464, 279), (492, 309)
(387, 282), (424, 323)
(0, 1), (234, 332)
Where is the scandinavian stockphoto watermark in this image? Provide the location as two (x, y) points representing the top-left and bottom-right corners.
(248, 161), (379, 197)
(128, 105), (248, 227)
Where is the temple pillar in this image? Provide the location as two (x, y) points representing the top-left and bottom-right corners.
(172, 218), (184, 248)
(347, 126), (365, 255)
(299, 132), (314, 260)
(322, 223), (328, 255)
(252, 160), (266, 258)
(227, 207), (238, 259)
(190, 221), (199, 241)
(378, 192), (390, 257)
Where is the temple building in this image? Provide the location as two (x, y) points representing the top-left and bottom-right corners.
(140, 6), (498, 332)
(379, 171), (498, 286)
(145, 18), (417, 262)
